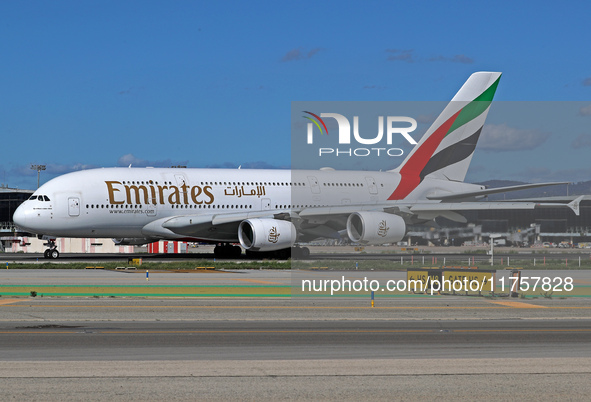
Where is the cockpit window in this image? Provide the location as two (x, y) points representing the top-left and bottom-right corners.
(30, 195), (51, 201)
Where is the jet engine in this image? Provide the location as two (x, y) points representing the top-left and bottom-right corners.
(346, 212), (406, 245)
(238, 219), (296, 251)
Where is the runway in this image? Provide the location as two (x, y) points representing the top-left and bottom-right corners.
(2, 316), (591, 361)
(1, 270), (591, 400)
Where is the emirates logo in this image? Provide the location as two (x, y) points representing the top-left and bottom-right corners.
(377, 220), (389, 237)
(268, 226), (280, 243)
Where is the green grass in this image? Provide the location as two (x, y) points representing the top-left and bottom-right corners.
(3, 260), (290, 270)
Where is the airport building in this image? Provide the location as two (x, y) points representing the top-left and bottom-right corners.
(0, 187), (138, 253)
(0, 187), (33, 252)
(0, 187), (32, 228)
(408, 196), (591, 247)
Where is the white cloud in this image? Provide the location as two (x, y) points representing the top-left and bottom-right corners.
(579, 104), (591, 116)
(478, 124), (550, 152)
(509, 166), (591, 183)
(281, 47), (324, 62)
(428, 54), (474, 64)
(571, 133), (591, 148)
(385, 49), (414, 63)
(117, 154), (188, 168)
(205, 161), (289, 169)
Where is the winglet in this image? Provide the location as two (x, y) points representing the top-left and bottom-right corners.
(568, 195), (584, 216)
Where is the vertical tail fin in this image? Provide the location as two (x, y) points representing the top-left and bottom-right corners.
(388, 71), (501, 200)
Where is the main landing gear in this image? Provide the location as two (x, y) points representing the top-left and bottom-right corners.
(243, 247), (309, 260)
(291, 246), (310, 259)
(43, 239), (60, 259)
(213, 243), (242, 259)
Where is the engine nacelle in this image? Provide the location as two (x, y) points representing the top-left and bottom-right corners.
(238, 219), (296, 252)
(346, 212), (406, 245)
(112, 238), (150, 246)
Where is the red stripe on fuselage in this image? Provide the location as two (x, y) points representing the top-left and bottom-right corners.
(388, 109), (462, 200)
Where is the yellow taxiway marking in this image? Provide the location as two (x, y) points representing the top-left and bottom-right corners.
(230, 278), (284, 285)
(0, 299), (22, 305)
(455, 328), (591, 333)
(488, 301), (547, 308)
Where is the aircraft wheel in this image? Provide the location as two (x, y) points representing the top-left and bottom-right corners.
(292, 246), (310, 259)
(44, 249), (51, 259)
(276, 248), (291, 260)
(245, 250), (256, 259)
(49, 249), (60, 259)
(300, 247), (310, 258)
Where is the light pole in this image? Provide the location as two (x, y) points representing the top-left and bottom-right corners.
(30, 164), (46, 189)
(489, 234), (501, 266)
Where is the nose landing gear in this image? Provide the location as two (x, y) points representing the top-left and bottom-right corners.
(43, 239), (60, 259)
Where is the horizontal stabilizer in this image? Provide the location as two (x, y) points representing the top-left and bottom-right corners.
(568, 195), (584, 216)
(411, 200), (581, 217)
(426, 182), (569, 201)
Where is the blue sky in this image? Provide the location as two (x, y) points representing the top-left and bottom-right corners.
(1, 0), (591, 189)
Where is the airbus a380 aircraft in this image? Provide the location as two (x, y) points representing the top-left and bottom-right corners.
(13, 72), (580, 259)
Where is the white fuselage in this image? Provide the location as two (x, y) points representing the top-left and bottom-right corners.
(12, 167), (480, 242)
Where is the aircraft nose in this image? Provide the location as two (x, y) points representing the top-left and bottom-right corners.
(13, 204), (28, 230)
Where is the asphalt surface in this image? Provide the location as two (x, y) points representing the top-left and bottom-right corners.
(1, 270), (591, 400)
(1, 317), (591, 361)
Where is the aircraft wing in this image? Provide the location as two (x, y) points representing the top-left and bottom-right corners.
(407, 197), (583, 221)
(142, 196), (582, 242)
(141, 210), (291, 242)
(297, 196), (583, 222)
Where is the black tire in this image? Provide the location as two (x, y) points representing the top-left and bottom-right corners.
(291, 246), (310, 259)
(49, 249), (59, 259)
(275, 248), (291, 260)
(300, 247), (310, 258)
(44, 249), (50, 259)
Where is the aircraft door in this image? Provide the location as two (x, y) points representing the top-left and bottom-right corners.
(174, 174), (188, 202)
(307, 176), (321, 194)
(68, 197), (80, 217)
(365, 177), (378, 194)
(147, 191), (158, 217)
(261, 198), (271, 210)
(174, 174), (187, 187)
(146, 203), (157, 217)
